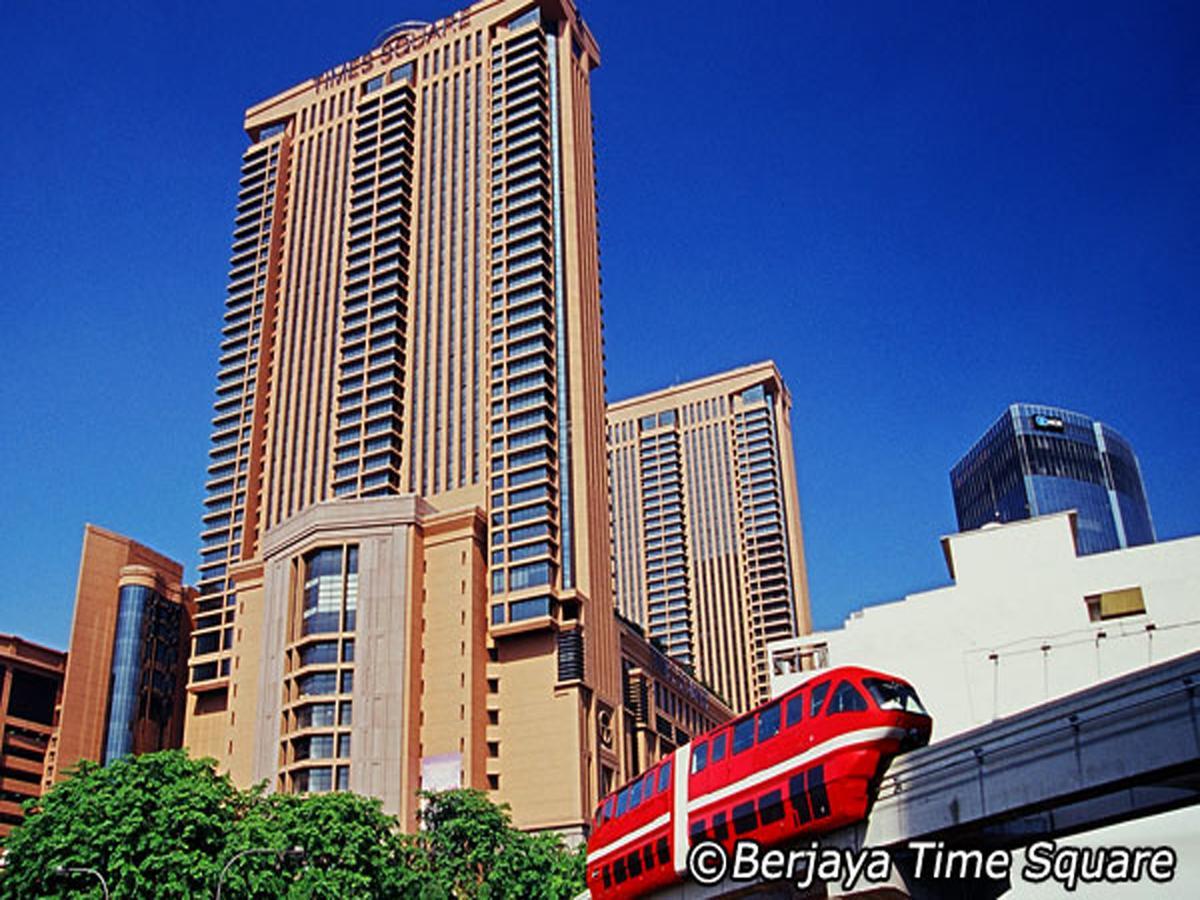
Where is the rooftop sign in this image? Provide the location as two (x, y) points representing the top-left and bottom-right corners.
(316, 10), (471, 92)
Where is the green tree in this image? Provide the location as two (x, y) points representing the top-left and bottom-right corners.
(405, 789), (586, 900)
(0, 750), (244, 899)
(0, 755), (586, 899)
(223, 789), (405, 899)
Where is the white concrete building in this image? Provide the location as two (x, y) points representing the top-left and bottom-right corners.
(768, 511), (1200, 898)
(770, 511), (1200, 739)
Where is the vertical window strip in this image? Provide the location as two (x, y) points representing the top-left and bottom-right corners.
(459, 70), (470, 487)
(298, 129), (329, 511)
(546, 31), (574, 589)
(436, 76), (449, 494)
(313, 121), (343, 502)
(297, 128), (328, 508)
(473, 62), (483, 484)
(276, 138), (311, 527)
(444, 75), (457, 490)
(420, 84), (435, 496)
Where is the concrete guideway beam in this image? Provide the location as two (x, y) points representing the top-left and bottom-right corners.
(626, 650), (1200, 899)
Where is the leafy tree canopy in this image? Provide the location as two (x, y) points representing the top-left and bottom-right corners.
(0, 750), (243, 898)
(0, 752), (584, 899)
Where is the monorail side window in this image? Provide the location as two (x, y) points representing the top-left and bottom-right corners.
(643, 844), (655, 871)
(809, 681), (831, 717)
(691, 741), (709, 774)
(642, 771), (656, 798)
(759, 789), (785, 825)
(733, 718), (755, 754)
(656, 836), (671, 865)
(628, 848), (643, 877)
(689, 819), (708, 846)
(712, 811), (729, 841)
(605, 797), (615, 821)
(732, 801), (757, 835)
(617, 787), (630, 817)
(614, 857), (628, 884)
(630, 778), (643, 809)
(712, 732), (727, 762)
(786, 694), (804, 727)
(657, 760), (672, 793)
(758, 702), (781, 742)
(827, 681), (869, 714)
(602, 866), (612, 889)
(789, 772), (811, 823)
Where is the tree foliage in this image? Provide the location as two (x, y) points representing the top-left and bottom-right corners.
(0, 752), (585, 899)
(224, 790), (405, 898)
(402, 789), (586, 900)
(0, 750), (243, 898)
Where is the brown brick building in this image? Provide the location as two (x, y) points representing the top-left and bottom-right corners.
(0, 635), (66, 839)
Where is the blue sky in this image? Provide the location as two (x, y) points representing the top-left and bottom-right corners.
(2, 1), (1197, 650)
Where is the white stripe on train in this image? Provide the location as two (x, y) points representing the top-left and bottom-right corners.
(672, 744), (689, 874)
(687, 725), (907, 814)
(586, 725), (907, 869)
(585, 812), (670, 865)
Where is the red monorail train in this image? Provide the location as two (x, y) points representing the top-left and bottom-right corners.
(585, 666), (931, 899)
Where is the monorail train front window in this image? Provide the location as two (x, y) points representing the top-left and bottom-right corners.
(863, 678), (929, 715)
(826, 680), (869, 714)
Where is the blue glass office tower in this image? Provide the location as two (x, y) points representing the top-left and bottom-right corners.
(102, 583), (185, 763)
(951, 404), (1155, 555)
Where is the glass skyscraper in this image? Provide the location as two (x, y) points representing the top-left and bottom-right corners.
(951, 403), (1154, 555)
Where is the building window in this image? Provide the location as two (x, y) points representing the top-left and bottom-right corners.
(1085, 587), (1146, 622)
(509, 561), (552, 590)
(302, 549), (344, 635)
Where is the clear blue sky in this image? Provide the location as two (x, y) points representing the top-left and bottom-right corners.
(2, 1), (1197, 650)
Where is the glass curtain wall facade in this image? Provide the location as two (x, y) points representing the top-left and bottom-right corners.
(282, 546), (357, 794)
(951, 403), (1155, 555)
(102, 585), (184, 763)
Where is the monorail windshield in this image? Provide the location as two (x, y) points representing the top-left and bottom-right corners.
(863, 678), (928, 715)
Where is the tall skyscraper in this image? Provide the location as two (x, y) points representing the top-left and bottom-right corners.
(46, 525), (193, 785)
(606, 362), (813, 712)
(184, 0), (642, 836)
(951, 403), (1155, 555)
(0, 635), (65, 839)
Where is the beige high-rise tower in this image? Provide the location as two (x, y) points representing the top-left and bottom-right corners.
(607, 362), (813, 712)
(184, 0), (626, 837)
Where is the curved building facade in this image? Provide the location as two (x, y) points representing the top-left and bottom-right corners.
(951, 403), (1154, 555)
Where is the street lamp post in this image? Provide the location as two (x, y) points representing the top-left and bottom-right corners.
(214, 845), (305, 899)
(53, 865), (110, 899)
